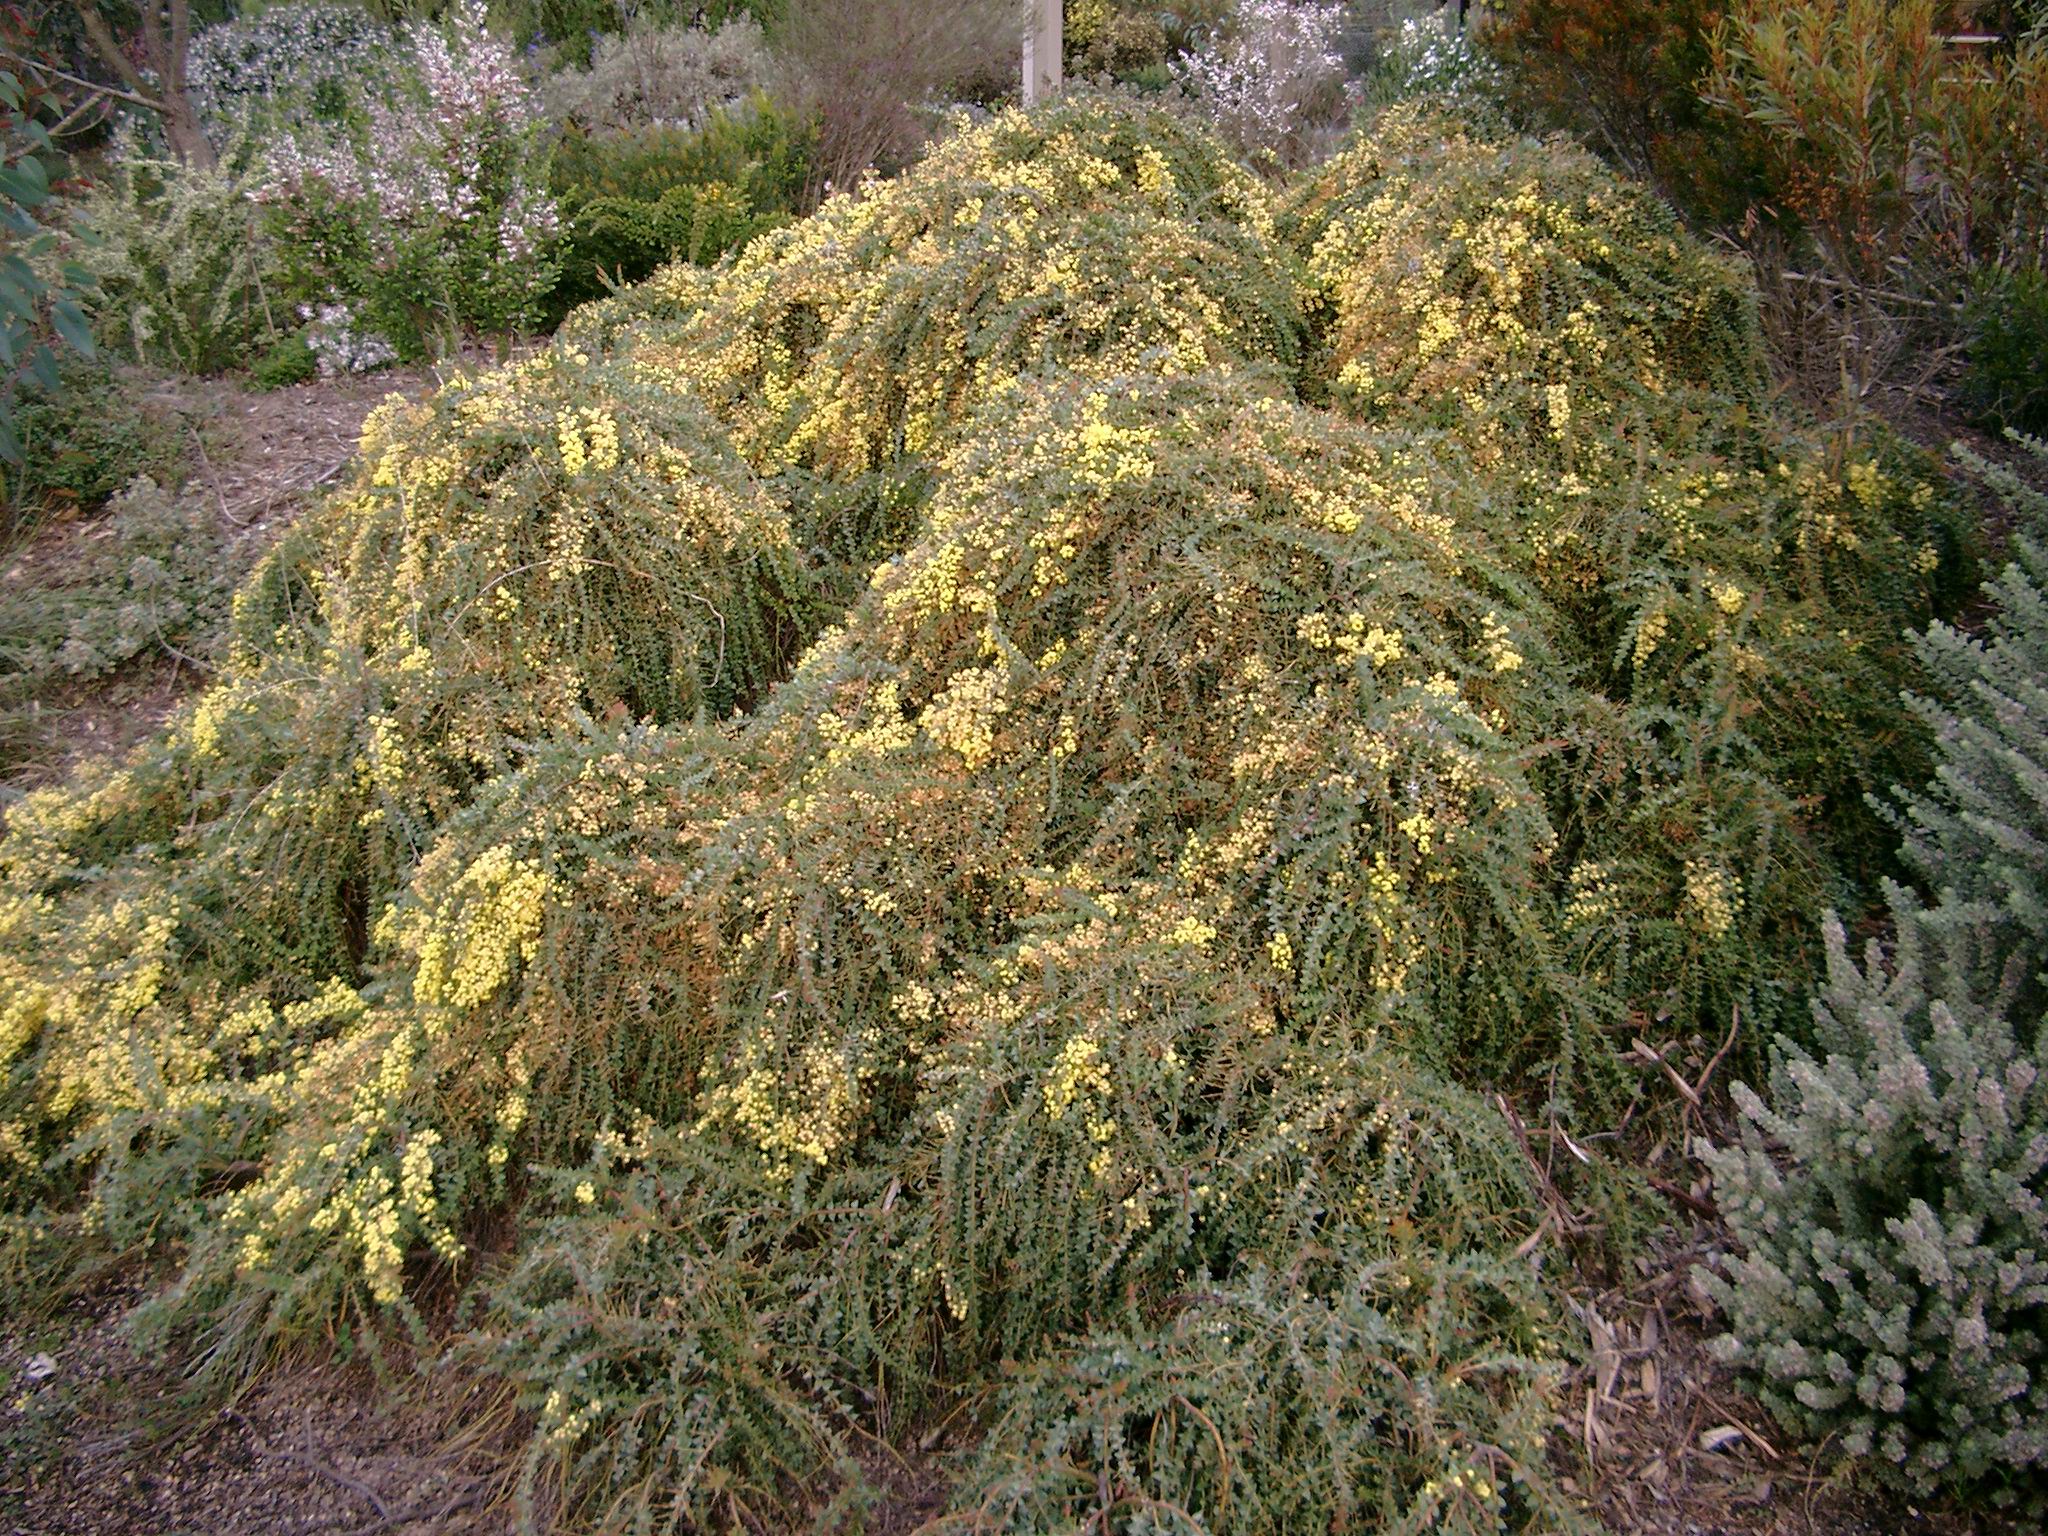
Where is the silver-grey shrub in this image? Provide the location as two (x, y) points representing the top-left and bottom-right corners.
(540, 17), (771, 136)
(1704, 455), (2048, 1508)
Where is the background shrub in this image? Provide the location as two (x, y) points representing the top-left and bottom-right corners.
(1963, 265), (2048, 436)
(1357, 7), (1507, 108)
(1485, 0), (2048, 415)
(68, 134), (283, 375)
(547, 95), (814, 312)
(249, 329), (318, 390)
(1063, 0), (1174, 86)
(1, 65), (101, 470)
(186, 0), (395, 137)
(1, 359), (182, 522)
(1174, 0), (1353, 169)
(772, 0), (1021, 194)
(1704, 0), (2048, 402)
(257, 0), (561, 359)
(539, 15), (772, 135)
(1482, 0), (1765, 224)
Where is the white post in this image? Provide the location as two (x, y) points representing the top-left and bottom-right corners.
(1022, 0), (1062, 106)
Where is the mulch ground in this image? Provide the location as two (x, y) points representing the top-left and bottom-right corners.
(0, 1274), (516, 1536)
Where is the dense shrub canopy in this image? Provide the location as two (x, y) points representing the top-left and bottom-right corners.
(0, 94), (1985, 1531)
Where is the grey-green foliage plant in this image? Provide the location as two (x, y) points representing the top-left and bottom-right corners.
(1703, 444), (2048, 1507)
(69, 132), (282, 376)
(0, 476), (231, 772)
(0, 70), (98, 466)
(539, 16), (772, 137)
(1895, 444), (2048, 994)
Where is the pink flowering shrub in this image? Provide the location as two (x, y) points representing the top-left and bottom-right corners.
(257, 1), (560, 358)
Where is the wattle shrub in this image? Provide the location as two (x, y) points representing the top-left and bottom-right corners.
(0, 93), (1991, 1530)
(563, 93), (1304, 482)
(1289, 104), (1971, 1075)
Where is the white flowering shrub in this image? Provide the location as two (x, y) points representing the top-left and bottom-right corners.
(300, 302), (398, 375)
(188, 2), (394, 136)
(257, 1), (561, 357)
(1175, 0), (1351, 167)
(1705, 456), (2048, 1509)
(1373, 10), (1507, 103)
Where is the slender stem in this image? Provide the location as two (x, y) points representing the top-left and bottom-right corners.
(0, 47), (164, 114)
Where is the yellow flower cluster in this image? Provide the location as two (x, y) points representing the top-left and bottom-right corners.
(1682, 856), (1744, 940)
(1710, 579), (1747, 617)
(541, 1385), (607, 1447)
(1294, 103), (1759, 472)
(557, 406), (620, 476)
(400, 845), (556, 1012)
(1481, 610), (1523, 673)
(1043, 1032), (1112, 1126)
(920, 664), (1011, 770)
(695, 1018), (876, 1181)
(1633, 608), (1671, 669)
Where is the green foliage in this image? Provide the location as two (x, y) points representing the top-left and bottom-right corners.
(483, 1125), (878, 1532)
(1964, 266), (2048, 437)
(0, 69), (100, 466)
(548, 97), (815, 312)
(952, 1263), (1586, 1536)
(2, 358), (183, 520)
(1705, 451), (2048, 1508)
(249, 329), (318, 390)
(68, 139), (283, 375)
(1707, 1), (2048, 284)
(1482, 0), (1766, 223)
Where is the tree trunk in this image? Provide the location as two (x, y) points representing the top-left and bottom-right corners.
(1022, 0), (1061, 106)
(74, 0), (216, 168)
